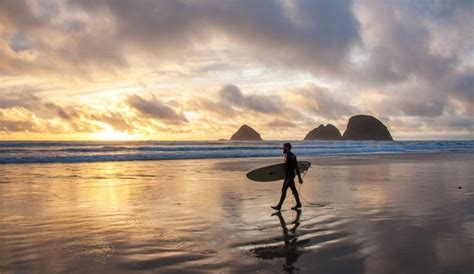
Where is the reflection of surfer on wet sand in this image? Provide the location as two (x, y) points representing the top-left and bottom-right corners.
(250, 210), (305, 272)
(273, 210), (302, 272)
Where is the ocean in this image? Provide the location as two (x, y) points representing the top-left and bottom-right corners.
(0, 140), (473, 164)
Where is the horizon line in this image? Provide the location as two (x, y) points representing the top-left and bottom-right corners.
(0, 138), (473, 142)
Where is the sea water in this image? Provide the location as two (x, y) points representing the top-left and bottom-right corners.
(0, 140), (473, 164)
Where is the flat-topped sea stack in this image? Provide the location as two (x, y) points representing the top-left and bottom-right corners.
(230, 125), (262, 141)
(342, 115), (393, 141)
(304, 124), (341, 140)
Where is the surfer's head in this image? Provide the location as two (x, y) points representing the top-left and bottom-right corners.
(283, 143), (292, 153)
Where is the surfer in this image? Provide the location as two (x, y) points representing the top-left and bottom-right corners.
(272, 143), (303, 211)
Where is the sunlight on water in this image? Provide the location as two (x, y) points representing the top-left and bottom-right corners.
(0, 154), (473, 273)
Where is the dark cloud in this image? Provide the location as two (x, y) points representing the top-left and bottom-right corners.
(127, 94), (187, 123)
(390, 115), (474, 135)
(0, 119), (38, 132)
(398, 100), (445, 118)
(43, 103), (79, 121)
(357, 0), (472, 81)
(355, 0), (473, 102)
(91, 112), (133, 132)
(0, 86), (42, 109)
(190, 97), (238, 118)
(267, 119), (297, 128)
(0, 0), (360, 77)
(0, 86), (64, 119)
(444, 69), (474, 104)
(372, 97), (445, 118)
(0, 0), (124, 76)
(0, 86), (84, 121)
(8, 33), (31, 52)
(0, 0), (472, 138)
(186, 85), (309, 126)
(0, 0), (52, 30)
(204, 0), (360, 75)
(0, 0), (470, 84)
(219, 85), (282, 114)
(445, 116), (474, 130)
(290, 85), (358, 118)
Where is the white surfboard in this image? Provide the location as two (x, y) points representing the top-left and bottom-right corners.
(246, 161), (311, 182)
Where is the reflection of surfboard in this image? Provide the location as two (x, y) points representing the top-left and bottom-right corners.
(246, 161), (311, 182)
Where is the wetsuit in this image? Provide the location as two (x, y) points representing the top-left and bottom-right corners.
(276, 151), (302, 208)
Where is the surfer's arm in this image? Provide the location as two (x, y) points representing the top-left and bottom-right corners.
(294, 156), (303, 183)
(295, 162), (301, 176)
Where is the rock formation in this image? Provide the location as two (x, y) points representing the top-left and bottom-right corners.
(342, 115), (393, 141)
(304, 124), (341, 140)
(230, 125), (262, 141)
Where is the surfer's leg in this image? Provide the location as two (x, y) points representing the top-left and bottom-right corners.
(289, 181), (302, 208)
(275, 179), (290, 208)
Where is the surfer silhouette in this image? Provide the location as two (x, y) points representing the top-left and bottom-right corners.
(272, 143), (303, 211)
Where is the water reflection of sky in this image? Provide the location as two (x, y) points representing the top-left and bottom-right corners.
(0, 154), (473, 273)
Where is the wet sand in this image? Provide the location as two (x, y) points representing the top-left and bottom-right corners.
(1, 153), (473, 273)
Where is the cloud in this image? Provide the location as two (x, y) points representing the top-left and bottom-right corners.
(290, 85), (358, 119)
(443, 69), (474, 104)
(354, 0), (473, 103)
(189, 97), (238, 118)
(355, 0), (472, 80)
(0, 105), (44, 133)
(0, 0), (472, 139)
(8, 33), (31, 52)
(266, 119), (297, 128)
(126, 94), (187, 123)
(91, 112), (133, 132)
(0, 86), (41, 108)
(187, 85), (287, 119)
(0, 0), (470, 85)
(204, 0), (360, 75)
(0, 0), (360, 78)
(0, 119), (38, 132)
(373, 98), (445, 118)
(0, 86), (65, 119)
(218, 85), (283, 114)
(43, 103), (80, 121)
(0, 86), (129, 134)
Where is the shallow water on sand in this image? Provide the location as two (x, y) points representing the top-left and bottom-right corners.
(1, 153), (473, 273)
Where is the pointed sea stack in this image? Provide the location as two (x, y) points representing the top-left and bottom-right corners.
(230, 125), (262, 141)
(304, 124), (341, 140)
(342, 115), (393, 141)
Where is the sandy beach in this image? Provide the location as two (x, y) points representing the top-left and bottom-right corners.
(1, 153), (473, 273)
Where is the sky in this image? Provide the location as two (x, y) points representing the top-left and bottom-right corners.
(0, 0), (473, 141)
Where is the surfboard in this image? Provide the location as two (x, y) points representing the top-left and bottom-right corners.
(246, 161), (311, 182)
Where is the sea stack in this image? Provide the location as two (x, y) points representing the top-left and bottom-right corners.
(304, 124), (341, 140)
(342, 115), (393, 141)
(230, 125), (262, 141)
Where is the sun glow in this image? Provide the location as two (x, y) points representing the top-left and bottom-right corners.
(90, 125), (138, 141)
